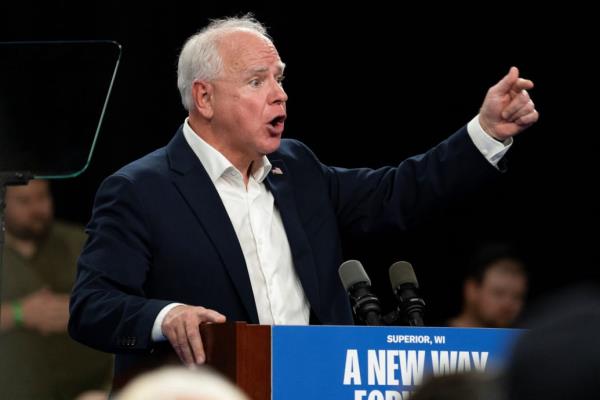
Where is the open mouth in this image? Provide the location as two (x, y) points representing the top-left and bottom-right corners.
(268, 115), (286, 127)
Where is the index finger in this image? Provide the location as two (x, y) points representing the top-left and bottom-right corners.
(491, 66), (519, 94)
(197, 307), (227, 324)
(511, 77), (534, 94)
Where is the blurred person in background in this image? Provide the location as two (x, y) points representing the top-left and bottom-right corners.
(449, 243), (527, 328)
(0, 179), (112, 399)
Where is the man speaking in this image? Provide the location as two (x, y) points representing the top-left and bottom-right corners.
(69, 15), (538, 377)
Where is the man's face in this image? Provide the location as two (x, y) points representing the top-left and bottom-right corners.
(470, 261), (527, 328)
(209, 31), (288, 163)
(4, 180), (53, 241)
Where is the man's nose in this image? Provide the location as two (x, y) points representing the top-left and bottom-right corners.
(271, 81), (288, 104)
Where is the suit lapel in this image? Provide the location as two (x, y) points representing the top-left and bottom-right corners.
(265, 159), (321, 316)
(166, 130), (259, 323)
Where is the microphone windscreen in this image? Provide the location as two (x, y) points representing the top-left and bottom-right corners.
(338, 260), (370, 291)
(389, 261), (419, 289)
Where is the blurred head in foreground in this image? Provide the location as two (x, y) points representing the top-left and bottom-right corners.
(117, 367), (249, 400)
(411, 372), (502, 400)
(505, 284), (600, 400)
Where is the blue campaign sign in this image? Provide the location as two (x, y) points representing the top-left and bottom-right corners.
(272, 326), (521, 400)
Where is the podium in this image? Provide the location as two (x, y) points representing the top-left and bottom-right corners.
(200, 322), (271, 400)
(200, 322), (521, 400)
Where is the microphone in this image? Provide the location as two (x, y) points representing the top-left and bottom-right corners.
(338, 260), (383, 326)
(389, 261), (426, 326)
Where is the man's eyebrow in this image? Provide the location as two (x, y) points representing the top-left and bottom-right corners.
(247, 67), (269, 75)
(277, 62), (286, 74)
(246, 62), (286, 76)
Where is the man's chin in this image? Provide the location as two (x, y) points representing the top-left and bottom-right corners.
(262, 138), (282, 155)
(8, 223), (52, 242)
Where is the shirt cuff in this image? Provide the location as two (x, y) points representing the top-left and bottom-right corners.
(151, 302), (184, 341)
(467, 115), (513, 168)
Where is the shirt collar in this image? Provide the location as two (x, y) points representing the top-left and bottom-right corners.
(182, 118), (272, 184)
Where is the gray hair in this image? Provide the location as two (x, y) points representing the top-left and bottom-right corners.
(177, 15), (270, 111)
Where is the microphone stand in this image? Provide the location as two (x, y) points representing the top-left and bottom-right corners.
(381, 306), (425, 326)
(382, 308), (402, 326)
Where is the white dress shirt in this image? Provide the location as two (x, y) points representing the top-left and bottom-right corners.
(151, 115), (510, 340)
(467, 115), (512, 167)
(151, 119), (310, 341)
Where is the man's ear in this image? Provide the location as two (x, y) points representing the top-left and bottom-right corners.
(192, 80), (214, 119)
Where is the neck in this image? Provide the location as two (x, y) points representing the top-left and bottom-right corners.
(188, 116), (260, 185)
(5, 233), (38, 259)
(449, 311), (481, 328)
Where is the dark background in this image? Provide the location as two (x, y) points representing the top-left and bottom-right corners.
(2, 2), (598, 325)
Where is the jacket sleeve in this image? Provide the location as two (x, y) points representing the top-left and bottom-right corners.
(312, 127), (503, 235)
(68, 174), (170, 353)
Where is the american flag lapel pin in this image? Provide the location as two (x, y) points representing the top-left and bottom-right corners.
(272, 167), (283, 175)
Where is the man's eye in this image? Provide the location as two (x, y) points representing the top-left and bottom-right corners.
(276, 75), (285, 85)
(249, 79), (262, 87)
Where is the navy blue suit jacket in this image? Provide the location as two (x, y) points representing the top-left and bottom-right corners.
(69, 125), (500, 376)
